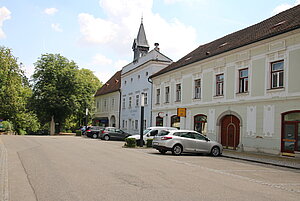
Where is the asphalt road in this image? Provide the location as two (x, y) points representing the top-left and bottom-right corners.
(1, 135), (299, 201)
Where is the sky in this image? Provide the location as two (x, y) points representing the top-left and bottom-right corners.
(1, 0), (300, 83)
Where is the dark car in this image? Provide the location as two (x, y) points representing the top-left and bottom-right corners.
(100, 127), (131, 141)
(86, 126), (104, 139)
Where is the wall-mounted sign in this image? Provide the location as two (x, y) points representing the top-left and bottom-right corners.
(177, 108), (186, 117)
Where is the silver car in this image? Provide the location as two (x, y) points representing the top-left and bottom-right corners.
(152, 130), (223, 156)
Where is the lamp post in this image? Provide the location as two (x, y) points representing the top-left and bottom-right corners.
(140, 93), (145, 147)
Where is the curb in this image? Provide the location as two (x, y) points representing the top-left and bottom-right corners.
(222, 154), (300, 170)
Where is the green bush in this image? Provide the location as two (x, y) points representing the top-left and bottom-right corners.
(75, 130), (82, 136)
(146, 139), (153, 147)
(67, 130), (72, 133)
(125, 138), (136, 148)
(2, 121), (13, 131)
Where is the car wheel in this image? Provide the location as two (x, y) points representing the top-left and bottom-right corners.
(211, 146), (220, 157)
(159, 150), (167, 154)
(104, 135), (110, 141)
(92, 133), (98, 139)
(172, 144), (182, 156)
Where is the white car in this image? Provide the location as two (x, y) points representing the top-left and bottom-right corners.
(152, 130), (223, 156)
(127, 127), (178, 145)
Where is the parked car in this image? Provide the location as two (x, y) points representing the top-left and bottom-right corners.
(86, 126), (104, 139)
(126, 127), (178, 145)
(100, 127), (131, 141)
(152, 130), (223, 156)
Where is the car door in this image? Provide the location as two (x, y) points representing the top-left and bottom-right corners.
(178, 132), (196, 152)
(192, 133), (210, 153)
(115, 129), (125, 140)
(107, 128), (117, 139)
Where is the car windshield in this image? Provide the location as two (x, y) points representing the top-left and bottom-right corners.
(143, 129), (151, 135)
(157, 130), (170, 136)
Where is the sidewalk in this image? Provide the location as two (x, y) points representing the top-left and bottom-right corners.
(222, 149), (300, 170)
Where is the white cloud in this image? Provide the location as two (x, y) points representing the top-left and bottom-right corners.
(88, 53), (129, 82)
(78, 0), (197, 61)
(51, 23), (63, 32)
(78, 13), (119, 44)
(0, 7), (11, 39)
(91, 53), (112, 66)
(44, 8), (58, 15)
(272, 0), (300, 15)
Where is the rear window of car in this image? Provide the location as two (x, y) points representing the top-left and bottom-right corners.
(157, 130), (170, 136)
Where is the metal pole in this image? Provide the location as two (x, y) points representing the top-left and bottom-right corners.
(140, 93), (145, 147)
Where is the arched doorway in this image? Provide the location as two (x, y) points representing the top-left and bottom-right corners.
(156, 116), (163, 126)
(110, 116), (116, 127)
(281, 111), (300, 153)
(221, 115), (240, 149)
(171, 115), (180, 129)
(194, 114), (207, 135)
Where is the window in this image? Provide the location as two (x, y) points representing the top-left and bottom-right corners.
(216, 74), (224, 96)
(165, 86), (170, 103)
(131, 78), (133, 82)
(129, 97), (132, 108)
(144, 93), (148, 105)
(194, 79), (201, 99)
(176, 84), (181, 101)
(122, 120), (125, 128)
(111, 98), (115, 109)
(124, 81), (127, 85)
(193, 133), (206, 140)
(104, 99), (107, 111)
(156, 116), (163, 126)
(143, 120), (146, 130)
(96, 101), (100, 111)
(156, 89), (160, 104)
(146, 72), (148, 76)
(194, 115), (207, 135)
(271, 60), (284, 88)
(122, 98), (125, 109)
(136, 94), (139, 106)
(171, 115), (180, 129)
(135, 120), (138, 130)
(138, 75), (140, 79)
(239, 69), (248, 93)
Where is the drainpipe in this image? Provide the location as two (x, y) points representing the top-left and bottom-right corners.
(118, 89), (121, 129)
(147, 77), (153, 126)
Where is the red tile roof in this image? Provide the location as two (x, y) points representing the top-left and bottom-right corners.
(151, 5), (300, 78)
(94, 70), (121, 97)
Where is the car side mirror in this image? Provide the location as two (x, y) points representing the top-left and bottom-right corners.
(146, 134), (150, 137)
(205, 137), (210, 142)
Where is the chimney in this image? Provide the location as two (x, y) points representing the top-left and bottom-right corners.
(154, 43), (160, 51)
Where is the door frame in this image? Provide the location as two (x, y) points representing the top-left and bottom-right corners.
(281, 110), (300, 153)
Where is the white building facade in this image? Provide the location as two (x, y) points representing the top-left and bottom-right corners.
(150, 6), (300, 156)
(120, 21), (172, 134)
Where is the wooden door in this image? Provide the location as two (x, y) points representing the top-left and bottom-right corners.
(221, 115), (240, 149)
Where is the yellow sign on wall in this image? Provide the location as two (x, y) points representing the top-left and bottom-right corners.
(177, 108), (186, 117)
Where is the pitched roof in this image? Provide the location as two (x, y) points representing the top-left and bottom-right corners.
(151, 5), (300, 78)
(136, 21), (149, 48)
(94, 70), (121, 97)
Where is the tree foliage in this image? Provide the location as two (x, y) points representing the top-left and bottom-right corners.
(0, 46), (39, 133)
(31, 54), (102, 132)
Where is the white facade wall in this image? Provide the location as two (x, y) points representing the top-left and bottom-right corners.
(120, 50), (172, 134)
(94, 91), (120, 127)
(151, 30), (300, 154)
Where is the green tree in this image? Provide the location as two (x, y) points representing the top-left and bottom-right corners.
(31, 54), (102, 133)
(0, 46), (39, 134)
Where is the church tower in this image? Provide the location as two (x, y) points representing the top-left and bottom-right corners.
(132, 19), (149, 62)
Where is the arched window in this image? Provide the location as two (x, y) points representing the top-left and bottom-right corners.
(194, 114), (207, 135)
(171, 115), (180, 129)
(282, 111), (300, 153)
(156, 116), (163, 126)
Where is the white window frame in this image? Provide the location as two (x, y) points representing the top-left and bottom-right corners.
(175, 83), (181, 102)
(194, 79), (201, 99)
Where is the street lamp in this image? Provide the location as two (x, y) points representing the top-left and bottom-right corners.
(140, 93), (145, 147)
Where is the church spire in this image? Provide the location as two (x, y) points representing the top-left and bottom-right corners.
(132, 18), (149, 62)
